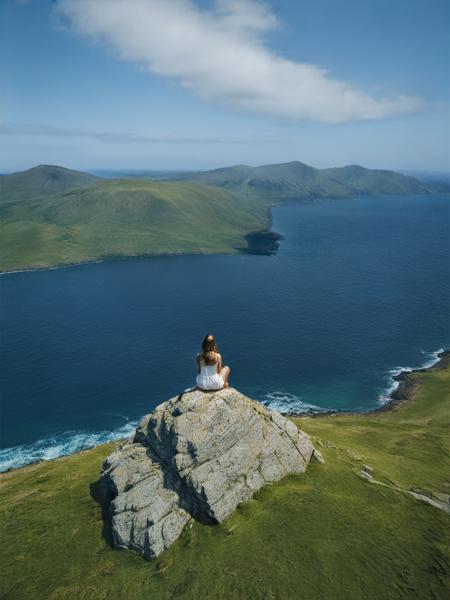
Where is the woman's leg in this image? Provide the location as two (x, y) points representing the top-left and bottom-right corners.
(220, 366), (230, 388)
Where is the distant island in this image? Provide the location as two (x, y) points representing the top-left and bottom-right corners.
(0, 160), (434, 272)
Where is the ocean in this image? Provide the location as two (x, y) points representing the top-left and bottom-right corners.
(1, 193), (449, 471)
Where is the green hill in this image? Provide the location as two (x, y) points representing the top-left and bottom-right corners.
(0, 174), (268, 272)
(0, 164), (100, 204)
(0, 355), (448, 599)
(0, 161), (431, 272)
(181, 160), (429, 200)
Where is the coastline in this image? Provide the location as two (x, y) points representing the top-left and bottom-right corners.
(0, 192), (440, 275)
(291, 349), (450, 419)
(0, 231), (280, 275)
(240, 229), (284, 255)
(0, 202), (275, 275)
(376, 349), (450, 410)
(2, 348), (448, 475)
(0, 250), (238, 276)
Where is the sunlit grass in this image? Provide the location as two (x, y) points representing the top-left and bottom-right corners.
(0, 180), (269, 271)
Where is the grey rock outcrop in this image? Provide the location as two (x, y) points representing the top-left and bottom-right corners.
(100, 387), (321, 559)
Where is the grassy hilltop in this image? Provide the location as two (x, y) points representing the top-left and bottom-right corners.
(0, 164), (100, 203)
(0, 161), (429, 272)
(1, 358), (448, 599)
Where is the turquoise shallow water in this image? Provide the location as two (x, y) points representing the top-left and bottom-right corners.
(0, 193), (449, 470)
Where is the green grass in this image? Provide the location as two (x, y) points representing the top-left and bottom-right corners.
(0, 177), (269, 271)
(1, 365), (448, 599)
(295, 366), (450, 497)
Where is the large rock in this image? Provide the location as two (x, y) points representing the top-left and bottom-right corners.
(100, 387), (321, 559)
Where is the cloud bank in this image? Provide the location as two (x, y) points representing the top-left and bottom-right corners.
(55, 0), (421, 123)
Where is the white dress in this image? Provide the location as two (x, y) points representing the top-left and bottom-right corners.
(196, 354), (224, 390)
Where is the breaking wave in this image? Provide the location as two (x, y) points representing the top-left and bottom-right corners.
(2, 347), (445, 472)
(0, 418), (139, 473)
(376, 347), (445, 406)
(263, 390), (329, 415)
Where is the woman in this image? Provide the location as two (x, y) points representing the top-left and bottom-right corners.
(196, 334), (230, 391)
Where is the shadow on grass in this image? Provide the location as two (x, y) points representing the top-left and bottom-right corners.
(89, 478), (114, 549)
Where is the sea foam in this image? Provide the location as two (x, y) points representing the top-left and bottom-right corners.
(0, 418), (139, 473)
(2, 348), (445, 472)
(263, 390), (328, 415)
(376, 348), (444, 406)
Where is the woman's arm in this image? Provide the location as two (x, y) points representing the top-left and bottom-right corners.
(196, 353), (201, 374)
(217, 353), (222, 374)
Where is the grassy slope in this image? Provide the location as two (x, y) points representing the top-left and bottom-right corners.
(0, 365), (448, 599)
(0, 179), (269, 271)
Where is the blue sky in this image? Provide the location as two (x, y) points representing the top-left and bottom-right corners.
(1, 0), (449, 172)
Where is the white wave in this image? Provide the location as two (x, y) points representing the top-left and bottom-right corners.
(263, 390), (328, 414)
(419, 347), (445, 369)
(377, 348), (445, 406)
(3, 348), (446, 471)
(0, 418), (139, 473)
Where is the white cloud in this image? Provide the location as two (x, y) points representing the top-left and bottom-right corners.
(55, 0), (422, 123)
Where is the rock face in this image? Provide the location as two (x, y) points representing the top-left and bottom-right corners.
(100, 387), (321, 560)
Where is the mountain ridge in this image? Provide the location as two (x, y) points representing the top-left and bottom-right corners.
(175, 160), (429, 200)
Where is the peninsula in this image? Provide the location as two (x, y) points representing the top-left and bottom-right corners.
(0, 161), (431, 272)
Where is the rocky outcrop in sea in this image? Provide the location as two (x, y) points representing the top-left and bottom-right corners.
(100, 387), (322, 559)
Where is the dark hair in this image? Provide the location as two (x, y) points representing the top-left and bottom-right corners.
(200, 333), (218, 365)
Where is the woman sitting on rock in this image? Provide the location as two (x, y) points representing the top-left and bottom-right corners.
(196, 333), (230, 391)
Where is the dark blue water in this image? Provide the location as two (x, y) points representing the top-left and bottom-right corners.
(1, 194), (449, 470)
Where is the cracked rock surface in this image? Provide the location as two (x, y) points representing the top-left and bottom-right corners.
(101, 387), (318, 559)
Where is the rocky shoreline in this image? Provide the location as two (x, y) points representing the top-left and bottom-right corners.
(387, 349), (449, 402)
(240, 229), (284, 255)
(289, 349), (450, 419)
